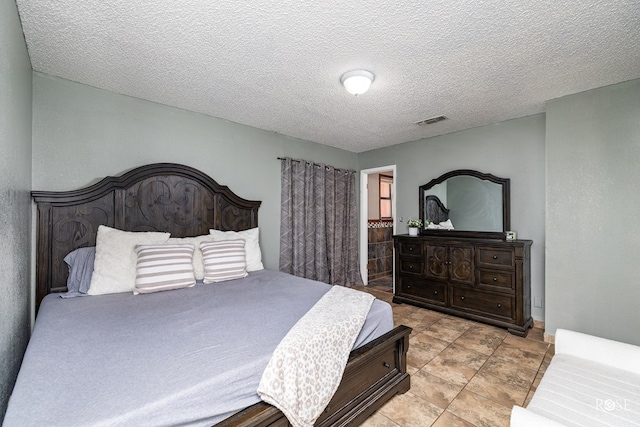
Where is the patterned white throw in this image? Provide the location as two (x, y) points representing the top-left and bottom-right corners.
(257, 285), (375, 427)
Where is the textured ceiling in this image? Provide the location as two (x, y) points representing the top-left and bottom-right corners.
(16, 0), (640, 153)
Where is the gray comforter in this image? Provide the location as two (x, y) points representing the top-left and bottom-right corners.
(3, 270), (392, 427)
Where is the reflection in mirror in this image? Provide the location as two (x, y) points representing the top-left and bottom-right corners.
(424, 195), (449, 225)
(419, 170), (510, 239)
(424, 176), (503, 232)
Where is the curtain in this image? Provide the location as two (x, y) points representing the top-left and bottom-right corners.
(279, 157), (363, 287)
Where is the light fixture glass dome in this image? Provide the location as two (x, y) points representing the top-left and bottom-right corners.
(341, 70), (375, 95)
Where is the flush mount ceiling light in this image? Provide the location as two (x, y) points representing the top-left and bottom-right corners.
(340, 70), (375, 96)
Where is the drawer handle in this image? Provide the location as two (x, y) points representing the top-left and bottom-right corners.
(409, 247), (413, 251)
(460, 296), (465, 300)
(497, 303), (502, 308)
(493, 255), (498, 259)
(409, 265), (413, 270)
(433, 290), (438, 295)
(383, 362), (390, 368)
(493, 277), (498, 282)
(407, 285), (411, 289)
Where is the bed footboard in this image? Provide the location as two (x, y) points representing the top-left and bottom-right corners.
(216, 325), (411, 427)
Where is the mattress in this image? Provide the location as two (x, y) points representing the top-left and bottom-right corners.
(3, 270), (393, 427)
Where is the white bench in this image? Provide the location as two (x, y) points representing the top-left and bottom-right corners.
(511, 329), (640, 426)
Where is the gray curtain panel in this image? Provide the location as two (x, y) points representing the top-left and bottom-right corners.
(279, 157), (363, 287)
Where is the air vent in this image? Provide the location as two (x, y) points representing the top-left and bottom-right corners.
(415, 115), (447, 126)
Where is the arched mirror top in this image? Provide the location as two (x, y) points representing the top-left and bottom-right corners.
(419, 169), (510, 239)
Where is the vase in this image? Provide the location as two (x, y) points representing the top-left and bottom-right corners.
(408, 227), (419, 236)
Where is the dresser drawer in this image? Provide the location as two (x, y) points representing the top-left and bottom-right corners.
(398, 240), (423, 256)
(398, 277), (446, 306)
(399, 259), (423, 275)
(477, 247), (514, 269)
(477, 269), (514, 292)
(450, 287), (514, 320)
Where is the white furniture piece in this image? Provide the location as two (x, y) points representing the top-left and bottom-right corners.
(511, 329), (640, 426)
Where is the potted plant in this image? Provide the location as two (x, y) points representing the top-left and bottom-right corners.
(407, 218), (422, 236)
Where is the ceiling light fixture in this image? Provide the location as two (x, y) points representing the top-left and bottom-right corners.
(341, 70), (375, 96)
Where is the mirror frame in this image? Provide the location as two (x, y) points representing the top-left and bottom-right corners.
(418, 169), (510, 239)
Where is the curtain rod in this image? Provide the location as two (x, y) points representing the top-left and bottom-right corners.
(276, 157), (355, 174)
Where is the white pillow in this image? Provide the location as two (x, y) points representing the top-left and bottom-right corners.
(88, 225), (170, 295)
(134, 244), (196, 295)
(200, 240), (248, 283)
(167, 235), (216, 280)
(209, 227), (264, 271)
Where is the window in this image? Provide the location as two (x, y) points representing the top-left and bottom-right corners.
(379, 175), (393, 220)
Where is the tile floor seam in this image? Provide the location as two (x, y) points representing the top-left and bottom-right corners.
(430, 327), (529, 422)
(454, 388), (511, 426)
(401, 376), (464, 426)
(455, 335), (510, 411)
(413, 327), (507, 425)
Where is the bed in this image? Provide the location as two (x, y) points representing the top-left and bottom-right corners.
(8, 163), (411, 426)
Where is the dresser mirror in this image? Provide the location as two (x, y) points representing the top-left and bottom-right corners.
(419, 169), (510, 239)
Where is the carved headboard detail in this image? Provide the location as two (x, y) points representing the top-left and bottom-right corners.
(424, 195), (450, 225)
(32, 163), (261, 310)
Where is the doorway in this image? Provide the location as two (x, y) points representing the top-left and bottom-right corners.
(359, 165), (396, 288)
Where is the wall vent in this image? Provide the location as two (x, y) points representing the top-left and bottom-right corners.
(415, 115), (447, 126)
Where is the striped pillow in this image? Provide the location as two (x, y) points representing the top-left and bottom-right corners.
(200, 240), (248, 283)
(134, 244), (196, 295)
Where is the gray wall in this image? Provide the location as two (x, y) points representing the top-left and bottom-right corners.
(32, 73), (359, 271)
(545, 79), (640, 344)
(358, 114), (546, 321)
(0, 0), (33, 419)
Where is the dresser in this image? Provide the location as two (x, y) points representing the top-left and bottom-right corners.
(393, 235), (533, 336)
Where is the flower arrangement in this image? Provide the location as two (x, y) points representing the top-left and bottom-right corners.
(406, 218), (423, 228)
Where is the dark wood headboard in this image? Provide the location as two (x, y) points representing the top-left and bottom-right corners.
(32, 163), (261, 310)
(424, 195), (450, 224)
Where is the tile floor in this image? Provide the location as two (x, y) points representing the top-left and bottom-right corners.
(356, 281), (554, 427)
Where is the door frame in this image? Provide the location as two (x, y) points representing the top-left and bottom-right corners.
(360, 165), (397, 287)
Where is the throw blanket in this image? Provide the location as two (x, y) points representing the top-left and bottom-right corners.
(257, 286), (375, 427)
